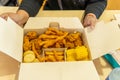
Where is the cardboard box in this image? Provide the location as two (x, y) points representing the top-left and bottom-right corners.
(0, 17), (120, 80)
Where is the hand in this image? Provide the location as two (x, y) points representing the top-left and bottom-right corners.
(83, 13), (97, 29)
(0, 10), (29, 27)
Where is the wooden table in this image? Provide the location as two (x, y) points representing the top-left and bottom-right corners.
(0, 6), (119, 80)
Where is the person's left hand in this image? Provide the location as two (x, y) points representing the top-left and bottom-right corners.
(83, 13), (97, 29)
(0, 10), (29, 27)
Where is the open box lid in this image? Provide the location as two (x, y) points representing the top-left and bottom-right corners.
(24, 17), (84, 32)
(25, 17), (120, 59)
(84, 21), (120, 59)
(19, 61), (100, 80)
(0, 17), (23, 62)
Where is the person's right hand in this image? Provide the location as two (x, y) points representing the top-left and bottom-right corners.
(0, 10), (29, 27)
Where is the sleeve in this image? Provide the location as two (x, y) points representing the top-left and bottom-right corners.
(18, 0), (43, 17)
(85, 0), (107, 19)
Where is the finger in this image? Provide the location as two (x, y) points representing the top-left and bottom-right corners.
(0, 13), (9, 20)
(89, 21), (95, 29)
(17, 22), (24, 28)
(83, 20), (91, 27)
(90, 19), (97, 29)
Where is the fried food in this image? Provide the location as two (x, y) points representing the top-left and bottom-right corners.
(23, 27), (82, 51)
(46, 55), (56, 62)
(55, 55), (64, 61)
(65, 32), (82, 48)
(41, 31), (68, 48)
(44, 50), (65, 62)
(31, 39), (41, 50)
(55, 51), (64, 56)
(45, 27), (64, 36)
(39, 34), (58, 40)
(55, 42), (61, 48)
(26, 31), (37, 40)
(23, 36), (32, 51)
(45, 51), (54, 55)
(74, 37), (82, 46)
(65, 42), (75, 49)
(23, 26), (84, 63)
(43, 40), (56, 48)
(66, 32), (81, 42)
(32, 42), (45, 62)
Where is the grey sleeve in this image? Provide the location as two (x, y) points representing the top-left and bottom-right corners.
(85, 0), (107, 18)
(18, 0), (43, 17)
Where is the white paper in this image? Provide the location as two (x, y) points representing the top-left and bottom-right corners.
(85, 21), (120, 59)
(0, 17), (23, 62)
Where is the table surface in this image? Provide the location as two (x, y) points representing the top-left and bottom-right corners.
(0, 6), (119, 80)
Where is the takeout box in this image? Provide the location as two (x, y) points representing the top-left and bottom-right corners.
(0, 17), (120, 80)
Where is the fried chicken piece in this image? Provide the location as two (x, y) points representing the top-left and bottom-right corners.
(38, 34), (58, 40)
(43, 40), (56, 48)
(30, 39), (41, 50)
(73, 32), (81, 38)
(66, 32), (81, 42)
(26, 31), (37, 40)
(38, 40), (49, 47)
(23, 36), (32, 51)
(38, 39), (56, 48)
(56, 31), (68, 41)
(55, 42), (61, 48)
(74, 37), (83, 47)
(45, 30), (56, 35)
(42, 32), (68, 48)
(23, 36), (29, 43)
(23, 42), (32, 51)
(65, 41), (75, 49)
(55, 39), (66, 48)
(46, 27), (64, 36)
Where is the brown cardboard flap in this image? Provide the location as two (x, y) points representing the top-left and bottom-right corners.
(85, 21), (120, 59)
(0, 51), (19, 79)
(0, 17), (23, 62)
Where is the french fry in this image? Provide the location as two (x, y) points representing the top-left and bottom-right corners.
(32, 42), (45, 62)
(55, 56), (64, 61)
(45, 51), (54, 55)
(46, 55), (56, 62)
